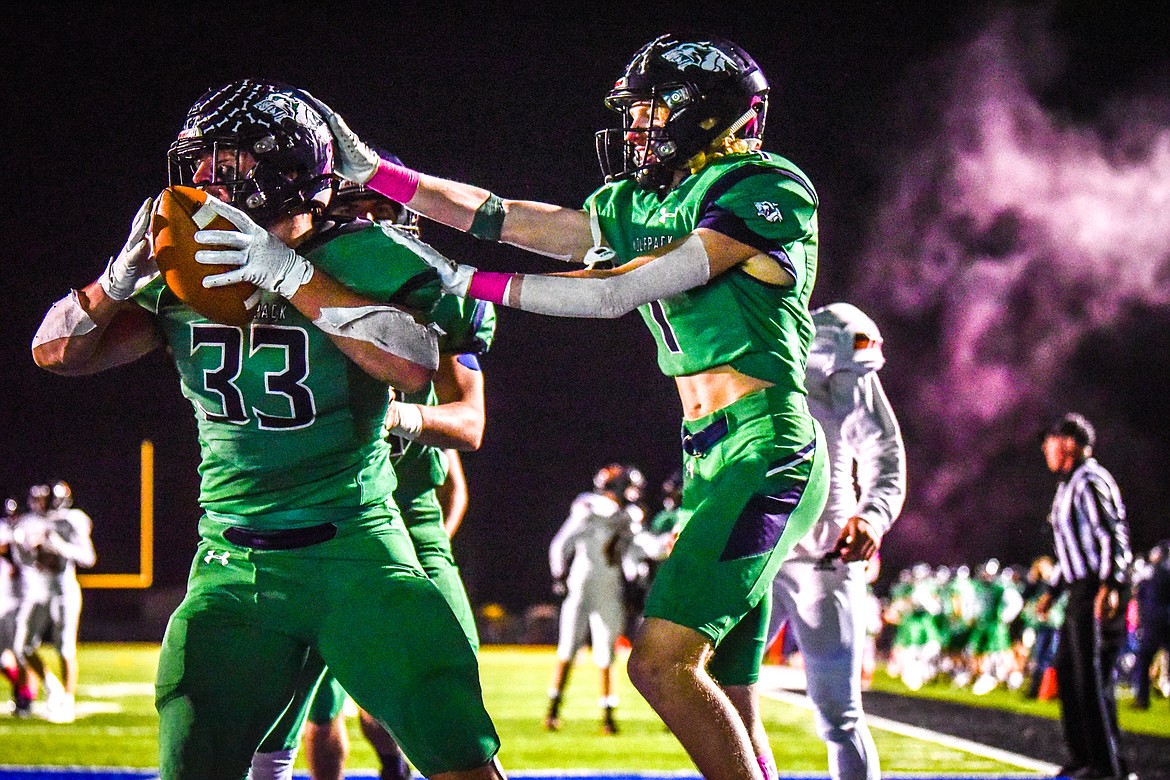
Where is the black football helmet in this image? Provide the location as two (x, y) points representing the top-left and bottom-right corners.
(329, 151), (420, 233)
(596, 34), (769, 195)
(593, 463), (646, 504)
(27, 484), (51, 511)
(51, 480), (73, 510)
(168, 80), (335, 226)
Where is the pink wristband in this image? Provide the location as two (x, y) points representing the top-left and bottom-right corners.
(366, 158), (420, 203)
(467, 271), (515, 304)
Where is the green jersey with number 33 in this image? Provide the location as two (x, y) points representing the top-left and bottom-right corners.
(133, 222), (442, 525)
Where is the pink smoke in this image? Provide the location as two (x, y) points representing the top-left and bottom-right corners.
(854, 11), (1170, 556)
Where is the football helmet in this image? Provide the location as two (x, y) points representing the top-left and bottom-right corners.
(807, 302), (885, 381)
(51, 481), (73, 510)
(596, 34), (769, 195)
(4, 497), (17, 516)
(27, 483), (51, 510)
(168, 80), (335, 226)
(330, 151), (420, 233)
(593, 463), (646, 504)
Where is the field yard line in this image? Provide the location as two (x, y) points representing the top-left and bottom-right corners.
(759, 688), (1059, 775)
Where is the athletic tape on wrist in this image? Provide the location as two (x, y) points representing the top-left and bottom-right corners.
(387, 402), (424, 440)
(367, 158), (421, 203)
(467, 271), (515, 304)
(468, 193), (506, 241)
(32, 290), (97, 348)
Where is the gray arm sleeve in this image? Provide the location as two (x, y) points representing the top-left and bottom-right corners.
(513, 233), (710, 318)
(314, 306), (440, 371)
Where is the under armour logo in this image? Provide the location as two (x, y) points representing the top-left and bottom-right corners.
(204, 550), (230, 566)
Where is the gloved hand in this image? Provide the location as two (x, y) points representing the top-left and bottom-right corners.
(380, 223), (475, 296)
(100, 197), (155, 300)
(297, 89), (379, 184)
(194, 197), (314, 299)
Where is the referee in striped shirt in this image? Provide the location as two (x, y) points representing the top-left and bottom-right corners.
(1037, 413), (1135, 780)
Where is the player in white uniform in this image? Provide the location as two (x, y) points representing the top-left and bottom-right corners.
(545, 464), (644, 735)
(767, 303), (906, 780)
(1, 497), (22, 709)
(11, 481), (96, 722)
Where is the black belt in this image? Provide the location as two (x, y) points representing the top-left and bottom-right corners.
(682, 415), (729, 457)
(223, 522), (337, 551)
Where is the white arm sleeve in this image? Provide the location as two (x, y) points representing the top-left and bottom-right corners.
(513, 233), (710, 318)
(314, 306), (440, 371)
(32, 291), (97, 348)
(850, 373), (907, 537)
(548, 499), (590, 579)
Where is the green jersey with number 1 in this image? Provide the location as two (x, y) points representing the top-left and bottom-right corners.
(133, 222), (442, 526)
(585, 151), (818, 393)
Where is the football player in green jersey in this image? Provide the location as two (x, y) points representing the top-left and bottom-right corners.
(312, 34), (829, 780)
(251, 181), (497, 780)
(31, 81), (504, 780)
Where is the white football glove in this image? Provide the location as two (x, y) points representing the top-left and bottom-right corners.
(298, 89), (379, 184)
(100, 197), (155, 301)
(380, 224), (474, 297)
(194, 197), (314, 299)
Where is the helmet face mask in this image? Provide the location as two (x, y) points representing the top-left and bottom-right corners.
(327, 150), (419, 233)
(330, 187), (419, 234)
(168, 80), (335, 226)
(596, 35), (769, 195)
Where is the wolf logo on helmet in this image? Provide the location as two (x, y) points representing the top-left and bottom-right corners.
(168, 79), (335, 226)
(659, 42), (737, 74)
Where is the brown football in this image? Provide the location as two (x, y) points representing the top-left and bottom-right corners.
(150, 186), (260, 326)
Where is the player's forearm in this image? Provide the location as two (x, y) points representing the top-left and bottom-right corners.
(291, 269), (437, 392)
(410, 401), (485, 450)
(475, 233), (712, 318)
(390, 167), (591, 262)
(46, 533), (96, 568)
(32, 283), (160, 375)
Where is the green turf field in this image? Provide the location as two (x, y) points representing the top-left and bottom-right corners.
(0, 644), (1052, 773)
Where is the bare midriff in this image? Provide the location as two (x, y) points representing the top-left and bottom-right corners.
(675, 365), (774, 421)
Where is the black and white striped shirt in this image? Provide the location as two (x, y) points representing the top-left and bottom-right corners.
(1048, 457), (1132, 587)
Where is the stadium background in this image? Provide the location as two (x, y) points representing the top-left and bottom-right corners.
(2, 1), (1170, 644)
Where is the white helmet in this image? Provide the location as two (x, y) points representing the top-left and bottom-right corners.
(806, 302), (885, 385)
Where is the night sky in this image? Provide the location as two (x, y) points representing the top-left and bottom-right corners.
(3, 2), (1169, 633)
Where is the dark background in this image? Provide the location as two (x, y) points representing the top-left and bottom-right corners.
(3, 2), (1169, 636)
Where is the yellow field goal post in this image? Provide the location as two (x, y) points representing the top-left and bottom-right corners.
(78, 439), (153, 589)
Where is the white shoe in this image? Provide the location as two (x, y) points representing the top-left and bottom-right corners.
(44, 692), (75, 723)
(972, 674), (998, 696)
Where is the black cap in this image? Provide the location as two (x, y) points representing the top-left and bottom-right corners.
(1042, 412), (1095, 448)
